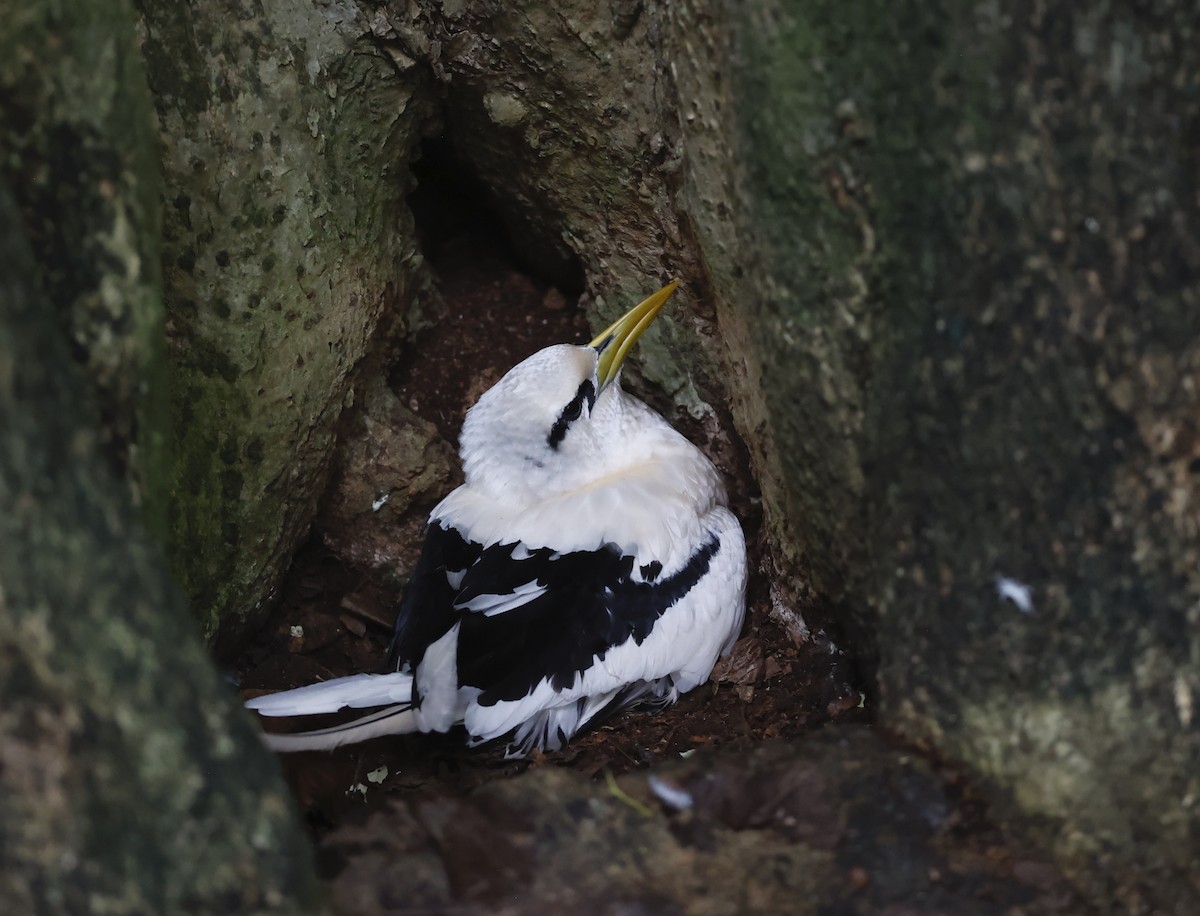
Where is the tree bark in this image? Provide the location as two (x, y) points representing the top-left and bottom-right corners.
(0, 184), (323, 912)
(0, 0), (170, 540)
(0, 3), (324, 908)
(140, 0), (436, 641)
(730, 1), (1200, 910)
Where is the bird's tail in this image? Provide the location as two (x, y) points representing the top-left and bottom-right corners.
(245, 672), (418, 753)
(258, 704), (418, 753)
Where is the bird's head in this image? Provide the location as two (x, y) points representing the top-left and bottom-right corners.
(459, 281), (679, 501)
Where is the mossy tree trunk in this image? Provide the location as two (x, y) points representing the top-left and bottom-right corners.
(140, 0), (435, 642)
(0, 0), (170, 539)
(731, 1), (1200, 910)
(0, 3), (323, 909)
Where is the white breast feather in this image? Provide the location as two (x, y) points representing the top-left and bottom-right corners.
(434, 456), (720, 575)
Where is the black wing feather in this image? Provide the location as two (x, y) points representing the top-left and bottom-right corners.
(387, 522), (482, 670)
(389, 522), (721, 709)
(456, 536), (720, 705)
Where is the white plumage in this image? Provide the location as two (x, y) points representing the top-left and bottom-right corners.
(246, 281), (747, 756)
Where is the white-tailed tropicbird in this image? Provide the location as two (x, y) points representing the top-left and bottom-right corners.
(246, 281), (748, 756)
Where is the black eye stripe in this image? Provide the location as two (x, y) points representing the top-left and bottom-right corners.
(547, 379), (596, 450)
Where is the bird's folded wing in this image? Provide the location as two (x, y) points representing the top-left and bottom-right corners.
(389, 503), (723, 718)
(387, 521), (483, 671)
(453, 534), (722, 707)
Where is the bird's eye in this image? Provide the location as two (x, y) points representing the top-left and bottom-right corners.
(547, 379), (595, 450)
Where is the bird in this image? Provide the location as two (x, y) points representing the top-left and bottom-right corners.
(245, 280), (747, 757)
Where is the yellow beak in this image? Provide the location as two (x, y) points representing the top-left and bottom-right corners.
(589, 280), (680, 391)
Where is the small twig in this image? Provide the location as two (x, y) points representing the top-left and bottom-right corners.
(604, 771), (653, 817)
(338, 594), (395, 630)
